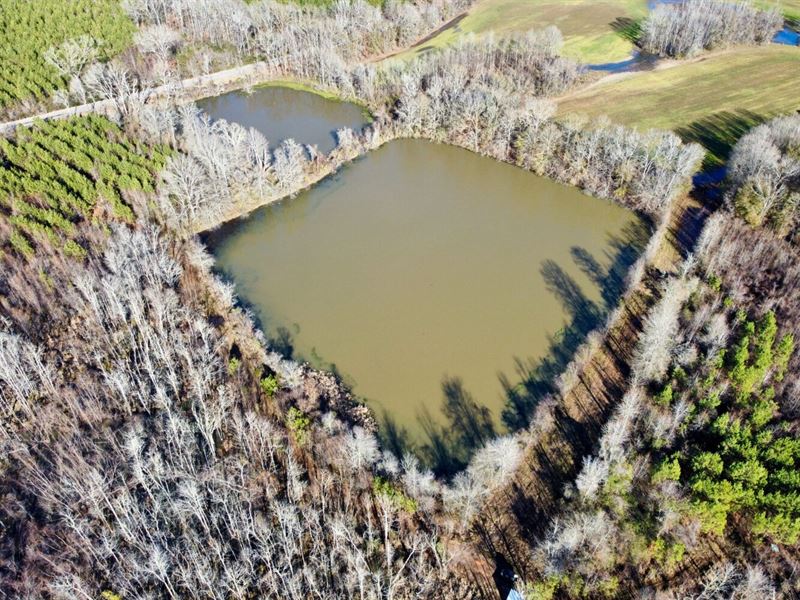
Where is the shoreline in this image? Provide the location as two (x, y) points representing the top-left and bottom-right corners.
(189, 159), (341, 235)
(0, 65), (368, 135)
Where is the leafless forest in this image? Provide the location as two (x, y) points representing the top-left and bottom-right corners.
(1, 0), (799, 598)
(641, 0), (782, 58)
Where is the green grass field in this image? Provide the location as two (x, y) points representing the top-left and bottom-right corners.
(387, 0), (649, 64)
(557, 46), (800, 162)
(755, 0), (800, 23)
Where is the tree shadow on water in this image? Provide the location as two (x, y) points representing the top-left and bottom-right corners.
(380, 410), (412, 461)
(381, 220), (652, 478)
(572, 219), (649, 306)
(500, 218), (650, 432)
(378, 220), (650, 476)
(422, 376), (497, 477)
(441, 376), (495, 452)
(269, 325), (295, 359)
(378, 375), (497, 478)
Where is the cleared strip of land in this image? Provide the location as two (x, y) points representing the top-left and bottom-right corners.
(0, 62), (283, 133)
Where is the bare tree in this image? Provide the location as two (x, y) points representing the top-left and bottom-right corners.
(632, 274), (698, 383)
(44, 36), (100, 80)
(135, 24), (183, 61)
(0, 224), (449, 599)
(641, 0), (782, 58)
(726, 114), (800, 237)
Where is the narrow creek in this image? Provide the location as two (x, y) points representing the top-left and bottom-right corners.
(201, 90), (647, 468)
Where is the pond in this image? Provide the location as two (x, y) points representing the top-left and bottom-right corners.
(774, 27), (799, 46)
(197, 85), (370, 154)
(205, 137), (648, 472)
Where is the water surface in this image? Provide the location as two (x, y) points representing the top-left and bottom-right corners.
(774, 27), (799, 46)
(197, 86), (369, 154)
(206, 140), (646, 465)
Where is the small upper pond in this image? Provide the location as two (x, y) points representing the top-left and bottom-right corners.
(197, 86), (369, 154)
(205, 136), (648, 470)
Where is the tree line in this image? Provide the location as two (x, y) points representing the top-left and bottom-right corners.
(122, 0), (476, 90)
(9, 0), (704, 226)
(4, 0), (478, 118)
(640, 0), (782, 58)
(136, 28), (703, 233)
(725, 113), (800, 243)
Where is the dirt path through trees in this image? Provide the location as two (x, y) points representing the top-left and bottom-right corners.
(370, 11), (471, 63)
(0, 61), (277, 133)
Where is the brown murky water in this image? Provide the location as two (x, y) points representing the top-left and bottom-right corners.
(206, 138), (647, 467)
(197, 85), (369, 154)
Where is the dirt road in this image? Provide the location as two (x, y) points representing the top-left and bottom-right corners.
(0, 61), (273, 133)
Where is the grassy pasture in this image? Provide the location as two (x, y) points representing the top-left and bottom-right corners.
(755, 0), (800, 23)
(557, 45), (800, 163)
(387, 0), (649, 64)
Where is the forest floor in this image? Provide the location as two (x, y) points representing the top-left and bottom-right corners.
(461, 186), (712, 595)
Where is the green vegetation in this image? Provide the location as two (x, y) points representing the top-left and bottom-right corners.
(372, 476), (418, 512)
(0, 0), (134, 109)
(558, 46), (800, 163)
(522, 576), (560, 600)
(287, 406), (312, 444)
(387, 0), (648, 64)
(649, 307), (799, 544)
(684, 312), (798, 542)
(652, 454), (681, 483)
(260, 374), (280, 396)
(754, 0), (800, 22)
(0, 115), (168, 257)
(545, 261), (799, 594)
(650, 537), (685, 570)
(526, 574), (620, 599)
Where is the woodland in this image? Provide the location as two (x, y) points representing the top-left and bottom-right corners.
(0, 0), (798, 598)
